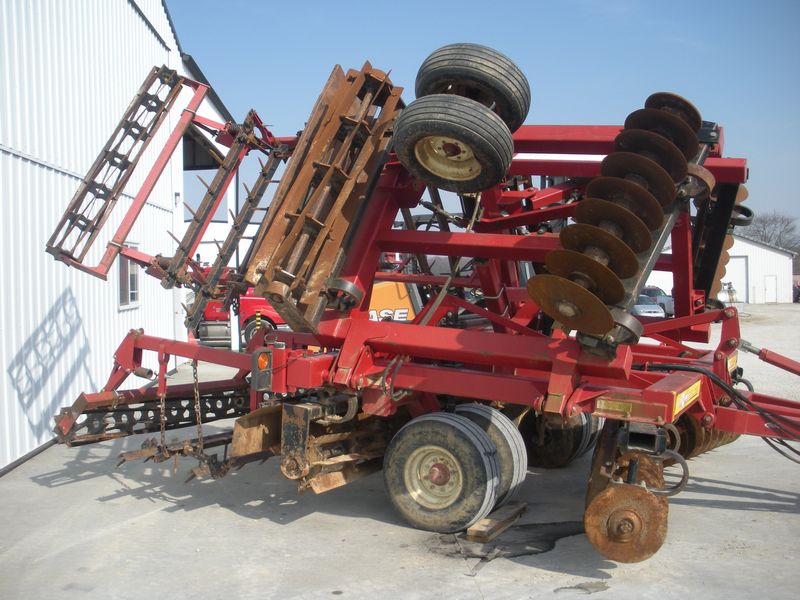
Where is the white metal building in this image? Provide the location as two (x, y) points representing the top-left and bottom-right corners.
(718, 235), (795, 304)
(647, 233), (795, 304)
(0, 1), (234, 470)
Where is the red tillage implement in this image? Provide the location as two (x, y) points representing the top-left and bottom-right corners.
(47, 45), (799, 563)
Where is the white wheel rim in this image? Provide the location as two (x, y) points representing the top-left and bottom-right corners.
(414, 135), (482, 181)
(404, 444), (464, 509)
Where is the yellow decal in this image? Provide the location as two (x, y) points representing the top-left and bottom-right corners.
(727, 351), (738, 373)
(595, 399), (633, 418)
(674, 380), (701, 417)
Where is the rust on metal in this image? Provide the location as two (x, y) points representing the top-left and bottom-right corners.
(243, 63), (404, 332)
(584, 482), (668, 563)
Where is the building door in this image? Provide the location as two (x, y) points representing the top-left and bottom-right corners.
(765, 275), (778, 303)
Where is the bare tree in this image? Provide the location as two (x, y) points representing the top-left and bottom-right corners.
(740, 211), (800, 248)
(739, 211), (800, 274)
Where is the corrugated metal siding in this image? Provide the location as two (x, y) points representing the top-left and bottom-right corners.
(0, 0), (186, 468)
(728, 238), (793, 304)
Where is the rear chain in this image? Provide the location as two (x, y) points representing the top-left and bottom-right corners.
(192, 359), (204, 455)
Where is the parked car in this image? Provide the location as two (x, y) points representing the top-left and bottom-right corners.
(642, 286), (674, 316)
(632, 294), (666, 319)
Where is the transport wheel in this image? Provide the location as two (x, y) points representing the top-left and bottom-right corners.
(415, 43), (531, 132)
(584, 483), (668, 563)
(393, 94), (513, 193)
(454, 403), (528, 506)
(519, 412), (588, 469)
(241, 317), (275, 346)
(383, 412), (500, 533)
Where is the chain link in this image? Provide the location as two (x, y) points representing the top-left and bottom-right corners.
(158, 389), (167, 450)
(192, 359), (204, 455)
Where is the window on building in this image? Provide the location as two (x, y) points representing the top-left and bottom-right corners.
(119, 251), (140, 309)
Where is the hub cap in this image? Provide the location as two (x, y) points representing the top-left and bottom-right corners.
(414, 135), (482, 181)
(404, 445), (463, 509)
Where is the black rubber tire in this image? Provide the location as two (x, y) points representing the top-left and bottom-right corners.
(455, 403), (528, 507)
(241, 317), (275, 346)
(383, 412), (499, 533)
(393, 94), (513, 193)
(519, 411), (587, 469)
(415, 43), (531, 132)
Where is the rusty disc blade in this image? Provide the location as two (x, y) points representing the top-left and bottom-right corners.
(723, 234), (735, 251)
(682, 413), (706, 459)
(585, 176), (664, 231)
(575, 198), (653, 253)
(736, 184), (748, 204)
(546, 249), (625, 305)
(645, 92), (702, 132)
(686, 163), (716, 203)
(527, 274), (614, 335)
(614, 129), (688, 183)
(625, 108), (699, 161)
(615, 451), (665, 490)
(560, 223), (639, 279)
(584, 483), (669, 563)
(601, 152), (676, 207)
(674, 413), (700, 459)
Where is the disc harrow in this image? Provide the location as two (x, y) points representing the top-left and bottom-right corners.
(44, 45), (799, 568)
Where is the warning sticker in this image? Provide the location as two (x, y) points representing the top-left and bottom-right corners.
(673, 380), (701, 417)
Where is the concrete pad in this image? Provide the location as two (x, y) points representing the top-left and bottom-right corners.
(1, 305), (798, 599)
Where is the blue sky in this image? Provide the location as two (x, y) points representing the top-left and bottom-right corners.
(166, 0), (800, 219)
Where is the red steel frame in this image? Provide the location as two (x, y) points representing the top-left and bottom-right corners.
(53, 120), (800, 446)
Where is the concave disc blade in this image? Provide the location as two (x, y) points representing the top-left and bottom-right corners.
(527, 274), (614, 335)
(586, 176), (664, 231)
(625, 108), (698, 161)
(584, 483), (668, 563)
(575, 198), (652, 253)
(614, 129), (688, 183)
(645, 92), (702, 132)
(560, 223), (639, 279)
(546, 249), (625, 305)
(601, 152), (676, 207)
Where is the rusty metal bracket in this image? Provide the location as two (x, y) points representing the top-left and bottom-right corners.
(243, 63), (404, 332)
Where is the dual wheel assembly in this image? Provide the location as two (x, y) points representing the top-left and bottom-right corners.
(383, 405), (527, 533)
(393, 43), (531, 193)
